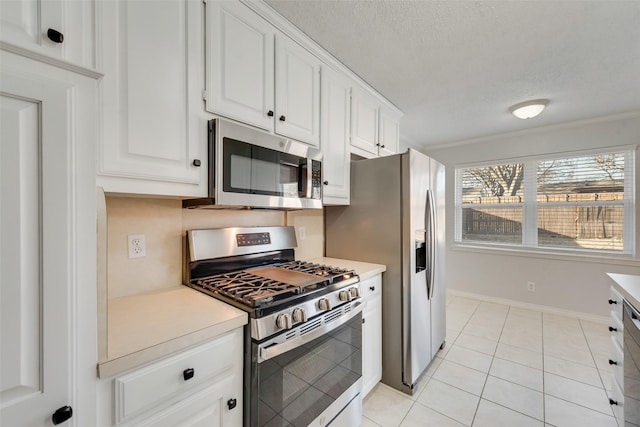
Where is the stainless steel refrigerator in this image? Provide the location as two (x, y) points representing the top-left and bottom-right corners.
(325, 148), (445, 395)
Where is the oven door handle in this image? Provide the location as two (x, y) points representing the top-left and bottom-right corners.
(258, 301), (364, 363)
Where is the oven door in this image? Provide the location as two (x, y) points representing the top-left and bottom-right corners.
(251, 302), (363, 427)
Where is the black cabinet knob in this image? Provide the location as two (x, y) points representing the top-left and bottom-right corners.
(47, 28), (64, 44)
(267, 110), (274, 117)
(375, 143), (380, 147)
(609, 299), (618, 304)
(369, 286), (375, 291)
(381, 145), (385, 149)
(609, 359), (618, 366)
(609, 326), (618, 332)
(610, 398), (619, 406)
(192, 159), (201, 167)
(52, 406), (72, 425)
(183, 368), (195, 381)
(362, 318), (366, 324)
(227, 398), (237, 410)
(323, 181), (329, 185)
(279, 115), (286, 122)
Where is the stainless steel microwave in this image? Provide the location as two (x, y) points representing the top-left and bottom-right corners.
(183, 118), (323, 210)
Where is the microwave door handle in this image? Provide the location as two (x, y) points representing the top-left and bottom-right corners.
(297, 159), (307, 196)
(306, 158), (313, 198)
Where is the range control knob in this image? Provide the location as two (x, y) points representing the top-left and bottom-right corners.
(318, 298), (332, 311)
(339, 290), (353, 302)
(292, 308), (307, 323)
(275, 313), (292, 330)
(349, 287), (360, 299)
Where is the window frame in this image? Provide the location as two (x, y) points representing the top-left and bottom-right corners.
(454, 146), (636, 257)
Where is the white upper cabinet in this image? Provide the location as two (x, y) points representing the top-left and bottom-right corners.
(0, 0), (96, 70)
(351, 86), (401, 158)
(206, 0), (275, 132)
(379, 106), (401, 157)
(97, 0), (207, 197)
(321, 66), (351, 205)
(275, 34), (321, 147)
(206, 1), (321, 147)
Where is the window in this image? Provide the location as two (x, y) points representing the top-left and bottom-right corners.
(455, 149), (635, 254)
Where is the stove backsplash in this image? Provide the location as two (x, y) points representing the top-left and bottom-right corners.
(104, 196), (324, 299)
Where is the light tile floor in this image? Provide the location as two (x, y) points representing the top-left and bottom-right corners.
(362, 294), (618, 427)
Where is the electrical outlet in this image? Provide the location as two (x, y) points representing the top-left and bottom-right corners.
(128, 234), (146, 259)
(527, 281), (536, 292)
(298, 226), (306, 241)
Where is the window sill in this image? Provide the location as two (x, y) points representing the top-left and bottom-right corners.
(452, 242), (639, 266)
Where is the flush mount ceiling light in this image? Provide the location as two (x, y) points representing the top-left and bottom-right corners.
(509, 99), (549, 119)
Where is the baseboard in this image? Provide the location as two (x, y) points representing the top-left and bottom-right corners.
(447, 289), (609, 324)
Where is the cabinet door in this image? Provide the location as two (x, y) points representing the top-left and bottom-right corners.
(350, 87), (379, 157)
(206, 1), (275, 132)
(361, 276), (382, 398)
(379, 107), (400, 157)
(134, 375), (238, 427)
(321, 67), (351, 205)
(0, 0), (95, 69)
(275, 34), (321, 147)
(98, 0), (206, 197)
(0, 59), (96, 427)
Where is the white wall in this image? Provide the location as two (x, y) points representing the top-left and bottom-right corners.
(426, 113), (640, 317)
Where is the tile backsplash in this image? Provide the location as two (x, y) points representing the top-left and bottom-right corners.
(105, 196), (324, 298)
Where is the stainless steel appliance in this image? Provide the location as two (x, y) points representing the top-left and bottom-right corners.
(184, 226), (363, 427)
(183, 118), (323, 210)
(623, 301), (640, 425)
(325, 149), (446, 395)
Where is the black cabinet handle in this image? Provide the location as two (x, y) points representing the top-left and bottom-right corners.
(609, 326), (618, 332)
(227, 398), (237, 410)
(52, 406), (72, 425)
(369, 286), (375, 291)
(362, 318), (366, 324)
(192, 159), (201, 167)
(609, 299), (618, 305)
(323, 181), (329, 185)
(610, 398), (619, 406)
(267, 110), (274, 117)
(376, 143), (380, 147)
(381, 145), (385, 149)
(609, 359), (618, 366)
(47, 28), (64, 43)
(183, 368), (195, 381)
(279, 115), (286, 122)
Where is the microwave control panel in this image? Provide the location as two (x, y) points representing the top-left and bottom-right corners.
(311, 160), (322, 199)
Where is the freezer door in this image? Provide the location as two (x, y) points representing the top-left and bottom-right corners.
(430, 158), (446, 356)
(402, 149), (433, 387)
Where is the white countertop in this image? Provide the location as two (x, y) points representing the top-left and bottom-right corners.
(98, 286), (247, 378)
(308, 257), (386, 281)
(609, 273), (640, 308)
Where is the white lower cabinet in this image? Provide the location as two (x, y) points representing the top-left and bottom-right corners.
(361, 275), (383, 398)
(106, 328), (243, 427)
(609, 286), (624, 425)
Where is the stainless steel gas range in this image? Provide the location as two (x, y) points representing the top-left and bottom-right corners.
(184, 226), (363, 427)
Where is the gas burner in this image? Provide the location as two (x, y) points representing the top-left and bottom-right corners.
(274, 261), (355, 279)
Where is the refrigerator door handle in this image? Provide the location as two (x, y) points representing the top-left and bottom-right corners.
(426, 189), (436, 300)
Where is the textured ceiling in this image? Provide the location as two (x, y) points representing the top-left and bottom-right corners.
(265, 0), (640, 148)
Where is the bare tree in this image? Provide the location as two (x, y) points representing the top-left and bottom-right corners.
(467, 164), (524, 196)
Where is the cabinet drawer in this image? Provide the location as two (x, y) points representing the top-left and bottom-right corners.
(610, 311), (623, 348)
(611, 376), (624, 425)
(610, 336), (624, 388)
(361, 275), (382, 300)
(609, 286), (623, 320)
(115, 328), (242, 424)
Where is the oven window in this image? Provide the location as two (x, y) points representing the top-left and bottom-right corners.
(224, 138), (304, 198)
(253, 313), (362, 427)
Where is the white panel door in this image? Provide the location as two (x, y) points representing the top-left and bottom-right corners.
(0, 0), (96, 68)
(275, 34), (321, 147)
(350, 87), (379, 156)
(379, 107), (400, 157)
(1, 67), (74, 427)
(320, 67), (351, 204)
(206, 0), (275, 131)
(98, 0), (205, 197)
